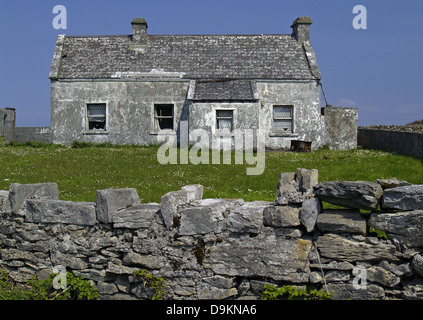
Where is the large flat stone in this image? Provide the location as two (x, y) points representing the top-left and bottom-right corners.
(376, 178), (412, 190)
(368, 210), (423, 248)
(316, 233), (400, 262)
(25, 199), (96, 226)
(8, 183), (59, 213)
(327, 283), (385, 300)
(190, 198), (245, 214)
(382, 185), (423, 211)
(122, 251), (165, 269)
(263, 205), (301, 227)
(227, 201), (269, 234)
(50, 251), (88, 270)
(96, 188), (141, 224)
(366, 266), (400, 287)
(316, 210), (367, 235)
(313, 181), (383, 210)
(204, 237), (312, 282)
(112, 204), (159, 229)
(196, 284), (237, 300)
(179, 207), (222, 235)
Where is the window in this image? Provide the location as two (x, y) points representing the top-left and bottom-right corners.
(154, 104), (174, 131)
(87, 104), (106, 131)
(273, 105), (293, 133)
(216, 110), (233, 132)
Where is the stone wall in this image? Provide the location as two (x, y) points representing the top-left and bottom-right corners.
(358, 128), (423, 158)
(4, 127), (52, 144)
(322, 106), (358, 150)
(1, 171), (423, 300)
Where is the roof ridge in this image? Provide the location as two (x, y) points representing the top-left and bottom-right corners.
(150, 33), (292, 36)
(65, 35), (130, 38)
(56, 31), (318, 80)
(64, 33), (293, 38)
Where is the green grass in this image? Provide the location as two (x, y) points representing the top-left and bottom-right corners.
(0, 137), (422, 203)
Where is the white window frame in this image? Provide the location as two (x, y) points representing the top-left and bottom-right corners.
(86, 103), (107, 133)
(273, 105), (294, 133)
(216, 109), (234, 132)
(154, 104), (175, 132)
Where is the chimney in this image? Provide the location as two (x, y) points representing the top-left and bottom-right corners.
(291, 17), (312, 42)
(131, 18), (148, 47)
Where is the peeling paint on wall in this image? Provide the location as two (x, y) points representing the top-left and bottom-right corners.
(50, 79), (338, 150)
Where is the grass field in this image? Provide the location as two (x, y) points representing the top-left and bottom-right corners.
(0, 138), (422, 203)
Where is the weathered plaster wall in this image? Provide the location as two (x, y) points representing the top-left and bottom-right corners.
(188, 101), (260, 149)
(1, 172), (423, 300)
(189, 102), (259, 135)
(51, 80), (190, 146)
(256, 81), (324, 150)
(51, 79), (328, 150)
(322, 106), (358, 150)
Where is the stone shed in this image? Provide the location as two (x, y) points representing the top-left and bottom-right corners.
(48, 17), (357, 150)
(0, 108), (16, 137)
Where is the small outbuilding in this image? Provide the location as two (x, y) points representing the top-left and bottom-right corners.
(0, 108), (16, 137)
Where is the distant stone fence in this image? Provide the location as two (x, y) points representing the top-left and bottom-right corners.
(358, 128), (423, 158)
(1, 170), (423, 300)
(4, 126), (52, 144)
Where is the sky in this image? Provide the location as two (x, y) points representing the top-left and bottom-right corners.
(0, 0), (422, 127)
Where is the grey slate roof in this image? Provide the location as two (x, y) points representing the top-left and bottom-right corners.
(192, 80), (258, 101)
(50, 33), (320, 81)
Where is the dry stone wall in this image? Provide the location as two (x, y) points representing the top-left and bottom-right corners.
(1, 171), (423, 300)
(358, 128), (423, 158)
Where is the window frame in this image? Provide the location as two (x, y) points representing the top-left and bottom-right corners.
(154, 104), (175, 132)
(86, 103), (107, 132)
(272, 105), (294, 133)
(216, 109), (234, 132)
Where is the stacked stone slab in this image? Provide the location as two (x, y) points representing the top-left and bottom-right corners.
(1, 174), (423, 300)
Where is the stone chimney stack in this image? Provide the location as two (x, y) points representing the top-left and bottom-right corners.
(131, 18), (148, 47)
(291, 17), (312, 42)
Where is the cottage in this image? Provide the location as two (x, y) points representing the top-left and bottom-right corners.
(48, 17), (357, 150)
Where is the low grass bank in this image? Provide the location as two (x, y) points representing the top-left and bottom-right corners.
(0, 138), (422, 203)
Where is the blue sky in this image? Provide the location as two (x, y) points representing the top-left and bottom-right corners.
(0, 0), (422, 126)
